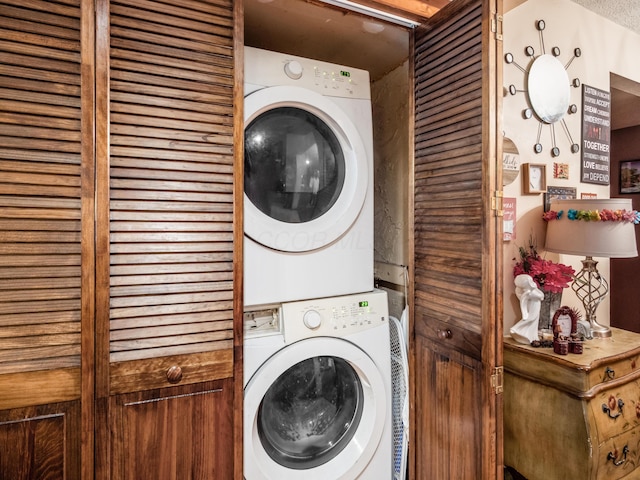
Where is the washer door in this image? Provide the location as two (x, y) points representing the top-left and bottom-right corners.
(244, 337), (387, 480)
(244, 86), (368, 252)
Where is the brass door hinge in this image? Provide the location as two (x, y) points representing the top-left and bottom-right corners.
(491, 366), (504, 394)
(491, 13), (503, 41)
(492, 190), (504, 217)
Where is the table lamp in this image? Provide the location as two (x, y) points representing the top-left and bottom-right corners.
(545, 198), (639, 338)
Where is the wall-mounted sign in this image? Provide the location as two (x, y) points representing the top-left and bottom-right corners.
(580, 84), (611, 185)
(503, 197), (516, 241)
(503, 137), (520, 186)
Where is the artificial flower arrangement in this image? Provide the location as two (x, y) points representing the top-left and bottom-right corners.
(513, 237), (575, 293)
(543, 207), (640, 224)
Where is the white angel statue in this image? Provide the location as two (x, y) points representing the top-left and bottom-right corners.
(510, 274), (545, 344)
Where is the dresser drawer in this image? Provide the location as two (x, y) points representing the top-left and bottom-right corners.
(590, 377), (640, 443)
(596, 427), (640, 480)
(586, 350), (640, 392)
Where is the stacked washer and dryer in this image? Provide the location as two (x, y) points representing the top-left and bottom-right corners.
(243, 47), (392, 479)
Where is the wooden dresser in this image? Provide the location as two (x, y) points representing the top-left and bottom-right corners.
(504, 328), (640, 480)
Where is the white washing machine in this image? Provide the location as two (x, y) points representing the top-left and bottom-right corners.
(244, 47), (374, 308)
(244, 289), (392, 479)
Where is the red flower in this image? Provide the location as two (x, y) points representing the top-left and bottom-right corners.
(513, 239), (575, 293)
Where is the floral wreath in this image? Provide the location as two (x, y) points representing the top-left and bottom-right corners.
(543, 208), (640, 224)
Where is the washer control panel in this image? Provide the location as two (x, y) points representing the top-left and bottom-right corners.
(281, 289), (388, 343)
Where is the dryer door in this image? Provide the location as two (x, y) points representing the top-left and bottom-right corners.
(244, 86), (368, 252)
(244, 337), (387, 480)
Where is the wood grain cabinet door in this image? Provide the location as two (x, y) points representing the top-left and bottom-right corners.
(94, 0), (242, 478)
(0, 0), (95, 478)
(411, 0), (504, 478)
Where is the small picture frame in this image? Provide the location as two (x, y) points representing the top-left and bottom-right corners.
(620, 160), (640, 194)
(522, 163), (547, 194)
(543, 186), (577, 212)
(552, 306), (578, 339)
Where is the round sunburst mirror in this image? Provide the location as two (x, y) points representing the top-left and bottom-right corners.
(505, 19), (581, 157)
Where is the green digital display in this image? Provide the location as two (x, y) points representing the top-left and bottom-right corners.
(340, 70), (351, 78)
(359, 301), (368, 307)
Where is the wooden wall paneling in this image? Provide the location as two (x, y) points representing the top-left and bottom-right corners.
(411, 0), (503, 478)
(0, 0), (92, 477)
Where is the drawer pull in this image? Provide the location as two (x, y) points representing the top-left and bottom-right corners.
(604, 367), (615, 380)
(607, 445), (629, 467)
(166, 365), (183, 384)
(437, 329), (452, 339)
(602, 396), (625, 419)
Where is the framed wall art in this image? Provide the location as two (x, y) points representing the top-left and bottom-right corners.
(522, 163), (547, 194)
(543, 185), (577, 212)
(620, 160), (640, 194)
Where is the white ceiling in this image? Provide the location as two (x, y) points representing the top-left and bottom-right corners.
(569, 0), (640, 36)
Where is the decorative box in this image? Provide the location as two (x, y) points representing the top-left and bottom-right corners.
(553, 338), (569, 355)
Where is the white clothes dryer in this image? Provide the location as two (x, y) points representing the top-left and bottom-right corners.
(244, 290), (392, 479)
(244, 47), (374, 308)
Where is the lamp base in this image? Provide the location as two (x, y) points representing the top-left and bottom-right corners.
(572, 257), (611, 339)
(590, 321), (612, 338)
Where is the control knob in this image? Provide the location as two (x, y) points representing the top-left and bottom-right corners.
(303, 309), (322, 329)
(284, 60), (303, 80)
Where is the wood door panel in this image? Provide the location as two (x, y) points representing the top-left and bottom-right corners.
(415, 312), (482, 358)
(95, 0), (240, 476)
(100, 0), (236, 366)
(412, 0), (502, 478)
(110, 379), (234, 480)
(415, 335), (481, 479)
(0, 0), (84, 374)
(0, 400), (80, 480)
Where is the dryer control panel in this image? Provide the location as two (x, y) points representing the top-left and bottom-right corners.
(281, 289), (388, 344)
(245, 46), (371, 100)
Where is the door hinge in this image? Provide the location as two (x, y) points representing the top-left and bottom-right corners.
(491, 366), (504, 394)
(492, 190), (504, 217)
(491, 13), (503, 41)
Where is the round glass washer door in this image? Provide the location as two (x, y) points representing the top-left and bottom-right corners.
(244, 337), (387, 480)
(244, 86), (368, 253)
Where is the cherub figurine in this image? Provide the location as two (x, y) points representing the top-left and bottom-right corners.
(510, 274), (545, 344)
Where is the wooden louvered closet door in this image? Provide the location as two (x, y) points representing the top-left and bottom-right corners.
(411, 0), (503, 478)
(0, 0), (93, 478)
(95, 0), (240, 478)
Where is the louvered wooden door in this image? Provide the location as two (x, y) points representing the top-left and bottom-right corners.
(95, 0), (240, 478)
(411, 0), (503, 478)
(1, 0), (240, 478)
(0, 0), (93, 478)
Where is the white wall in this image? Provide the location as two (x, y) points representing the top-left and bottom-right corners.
(502, 0), (640, 331)
(372, 62), (410, 319)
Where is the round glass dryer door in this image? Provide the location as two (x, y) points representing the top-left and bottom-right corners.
(244, 337), (387, 480)
(244, 86), (368, 252)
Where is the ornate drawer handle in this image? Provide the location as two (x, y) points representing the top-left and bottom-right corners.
(604, 367), (615, 380)
(607, 445), (629, 467)
(602, 397), (625, 419)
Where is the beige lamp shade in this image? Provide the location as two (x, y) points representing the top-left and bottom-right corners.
(545, 198), (638, 258)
